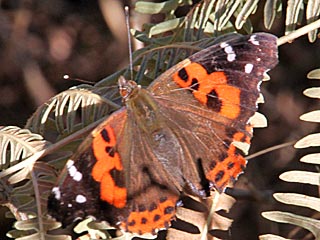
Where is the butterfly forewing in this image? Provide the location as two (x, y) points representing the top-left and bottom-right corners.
(149, 33), (278, 191)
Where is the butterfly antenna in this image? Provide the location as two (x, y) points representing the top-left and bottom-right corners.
(125, 6), (134, 80)
(63, 74), (94, 84)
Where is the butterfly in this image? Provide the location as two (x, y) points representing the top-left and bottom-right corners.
(47, 33), (278, 236)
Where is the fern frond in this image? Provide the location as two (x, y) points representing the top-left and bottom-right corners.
(283, 0), (320, 42)
(72, 219), (116, 240)
(273, 193), (320, 212)
(0, 125), (72, 239)
(135, 0), (239, 41)
(167, 193), (235, 239)
(264, 0), (282, 30)
(6, 217), (70, 240)
(260, 68), (320, 239)
(262, 212), (320, 239)
(2, 159), (70, 239)
(25, 86), (119, 143)
(97, 37), (224, 88)
(307, 68), (320, 80)
(306, 0), (320, 42)
(285, 0), (304, 35)
(135, 0), (320, 43)
(0, 126), (48, 170)
(260, 234), (289, 240)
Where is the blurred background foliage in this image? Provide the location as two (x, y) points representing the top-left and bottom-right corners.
(1, 0), (320, 239)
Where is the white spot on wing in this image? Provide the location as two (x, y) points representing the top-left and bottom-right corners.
(245, 63), (254, 74)
(76, 194), (87, 203)
(66, 160), (74, 168)
(220, 42), (236, 62)
(66, 160), (83, 181)
(249, 35), (259, 45)
(73, 171), (83, 181)
(52, 187), (61, 200)
(224, 45), (233, 54)
(68, 165), (77, 177)
(220, 42), (228, 48)
(68, 203), (72, 208)
(228, 55), (236, 62)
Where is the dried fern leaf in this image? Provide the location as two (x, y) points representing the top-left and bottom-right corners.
(285, 0), (304, 35)
(176, 207), (207, 230)
(235, 0), (259, 29)
(300, 110), (320, 122)
(262, 211), (320, 239)
(167, 228), (202, 240)
(77, 234), (125, 240)
(8, 159), (55, 184)
(233, 4), (253, 33)
(4, 162), (55, 217)
(73, 218), (120, 240)
(75, 218), (157, 239)
(306, 0), (320, 42)
(97, 41), (211, 88)
(273, 193), (320, 212)
(263, 72), (272, 81)
(260, 56), (320, 240)
(167, 193), (234, 240)
(7, 217), (70, 240)
(0, 126), (48, 170)
(307, 69), (320, 79)
(259, 234), (290, 240)
(210, 192), (235, 213)
(187, 0), (216, 37)
(249, 112), (268, 128)
(303, 87), (320, 98)
(26, 86), (118, 142)
(300, 153), (320, 164)
(135, 0), (250, 40)
(135, 0), (190, 38)
(1, 140), (65, 239)
(294, 133), (320, 148)
(212, 0), (241, 32)
(279, 170), (320, 186)
(148, 18), (184, 37)
(264, 0), (282, 29)
(135, 0), (190, 14)
(210, 211), (234, 232)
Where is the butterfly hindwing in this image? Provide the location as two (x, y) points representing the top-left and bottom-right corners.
(48, 109), (180, 235)
(48, 110), (128, 227)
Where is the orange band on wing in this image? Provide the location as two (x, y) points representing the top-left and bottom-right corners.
(92, 125), (127, 208)
(206, 143), (246, 192)
(205, 130), (250, 192)
(121, 196), (178, 235)
(173, 62), (241, 119)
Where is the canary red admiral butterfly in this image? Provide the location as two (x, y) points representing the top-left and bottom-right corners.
(48, 32), (278, 236)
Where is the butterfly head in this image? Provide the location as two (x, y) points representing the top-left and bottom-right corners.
(118, 76), (141, 102)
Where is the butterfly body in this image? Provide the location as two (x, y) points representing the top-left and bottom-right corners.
(48, 33), (278, 236)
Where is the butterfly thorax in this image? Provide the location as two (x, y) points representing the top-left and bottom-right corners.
(118, 77), (163, 136)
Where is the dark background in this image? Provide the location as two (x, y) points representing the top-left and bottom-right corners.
(1, 0), (320, 239)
